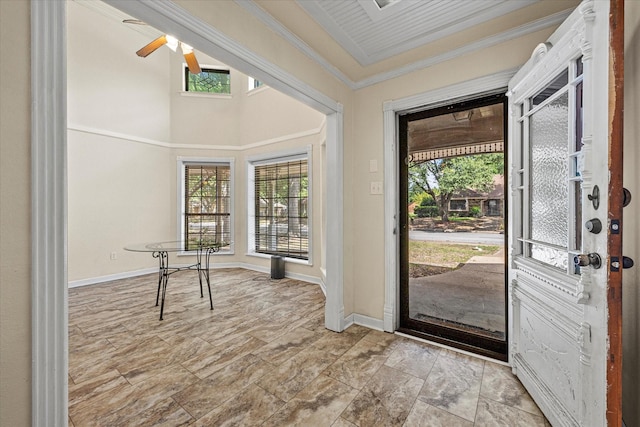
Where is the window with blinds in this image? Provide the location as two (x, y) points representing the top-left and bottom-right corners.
(253, 159), (309, 260)
(184, 164), (231, 251)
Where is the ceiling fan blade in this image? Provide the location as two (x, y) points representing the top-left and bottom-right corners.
(136, 35), (167, 58)
(184, 51), (201, 74)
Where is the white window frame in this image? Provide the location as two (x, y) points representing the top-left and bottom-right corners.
(513, 60), (583, 275)
(246, 146), (313, 265)
(177, 157), (235, 256)
(247, 76), (267, 94)
(181, 64), (232, 99)
(448, 198), (468, 212)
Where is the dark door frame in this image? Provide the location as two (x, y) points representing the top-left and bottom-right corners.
(397, 92), (509, 361)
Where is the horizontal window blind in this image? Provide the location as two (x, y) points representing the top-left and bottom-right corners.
(254, 159), (308, 260)
(185, 164), (231, 251)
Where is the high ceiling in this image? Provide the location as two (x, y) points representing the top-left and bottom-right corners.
(241, 0), (581, 88)
(86, 0), (581, 90)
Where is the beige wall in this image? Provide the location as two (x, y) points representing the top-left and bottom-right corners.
(67, 0), (325, 283)
(67, 132), (174, 280)
(0, 1), (31, 426)
(623, 2), (640, 425)
(169, 52), (242, 146)
(68, 1), (172, 141)
(349, 28), (555, 318)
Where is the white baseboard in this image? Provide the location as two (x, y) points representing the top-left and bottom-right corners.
(344, 313), (385, 331)
(68, 268), (157, 288)
(68, 263), (324, 289)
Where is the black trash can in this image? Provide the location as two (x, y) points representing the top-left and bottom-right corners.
(270, 255), (285, 279)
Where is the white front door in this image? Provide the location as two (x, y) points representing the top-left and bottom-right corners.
(507, 1), (623, 426)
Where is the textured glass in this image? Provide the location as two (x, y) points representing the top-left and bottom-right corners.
(532, 71), (568, 107)
(530, 244), (568, 271)
(530, 93), (569, 248)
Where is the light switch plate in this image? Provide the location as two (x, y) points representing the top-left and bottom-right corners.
(370, 181), (383, 194)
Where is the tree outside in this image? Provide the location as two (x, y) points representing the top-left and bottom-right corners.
(409, 153), (503, 222)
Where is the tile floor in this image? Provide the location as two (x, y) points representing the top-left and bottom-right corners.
(68, 268), (549, 426)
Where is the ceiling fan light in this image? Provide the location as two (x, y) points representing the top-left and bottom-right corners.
(165, 35), (179, 52)
(181, 42), (194, 54)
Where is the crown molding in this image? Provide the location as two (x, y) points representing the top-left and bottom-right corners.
(237, 2), (573, 91)
(298, 0), (536, 67)
(234, 0), (355, 89)
(354, 9), (572, 89)
(105, 0), (339, 115)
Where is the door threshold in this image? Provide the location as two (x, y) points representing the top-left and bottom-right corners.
(395, 331), (509, 366)
(397, 327), (507, 362)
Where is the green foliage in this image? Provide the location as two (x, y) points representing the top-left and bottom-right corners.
(409, 153), (503, 221)
(187, 69), (231, 93)
(432, 155), (499, 194)
(469, 206), (482, 217)
(419, 195), (436, 206)
(410, 192), (436, 206)
(414, 206), (439, 218)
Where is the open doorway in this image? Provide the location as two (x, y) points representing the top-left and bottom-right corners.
(398, 93), (508, 360)
(29, 1), (346, 421)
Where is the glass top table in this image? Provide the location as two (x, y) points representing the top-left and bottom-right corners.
(124, 240), (230, 320)
(124, 240), (229, 253)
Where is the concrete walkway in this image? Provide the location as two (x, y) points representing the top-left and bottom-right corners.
(409, 230), (504, 245)
(409, 250), (505, 337)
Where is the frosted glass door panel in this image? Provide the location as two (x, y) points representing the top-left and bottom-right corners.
(529, 93), (569, 255)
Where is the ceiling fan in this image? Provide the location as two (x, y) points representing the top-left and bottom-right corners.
(136, 35), (201, 74)
(124, 19), (201, 74)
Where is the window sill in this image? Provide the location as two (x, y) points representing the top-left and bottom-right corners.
(179, 91), (232, 100)
(246, 251), (311, 266)
(177, 250), (234, 257)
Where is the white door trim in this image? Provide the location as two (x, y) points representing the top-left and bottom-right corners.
(32, 0), (344, 423)
(31, 1), (68, 424)
(382, 69), (516, 332)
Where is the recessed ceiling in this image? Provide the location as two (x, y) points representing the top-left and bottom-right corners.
(244, 0), (580, 87)
(296, 0), (537, 66)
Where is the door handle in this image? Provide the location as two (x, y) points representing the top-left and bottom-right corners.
(574, 253), (602, 269)
(587, 185), (600, 210)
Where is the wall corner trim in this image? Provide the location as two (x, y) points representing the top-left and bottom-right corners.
(31, 0), (68, 424)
